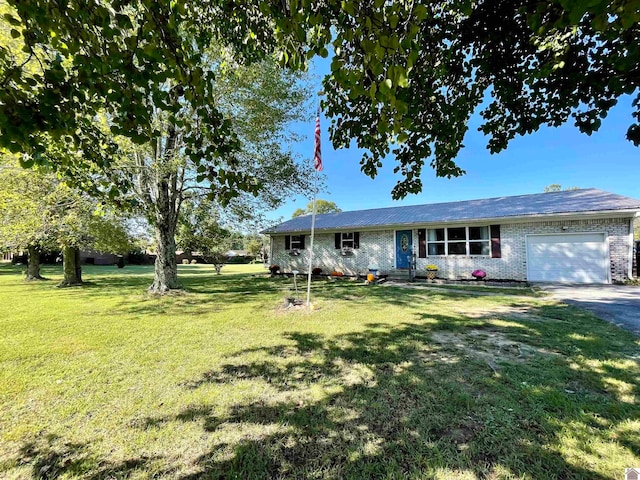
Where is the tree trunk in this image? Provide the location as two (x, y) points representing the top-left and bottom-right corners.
(25, 245), (44, 281)
(149, 221), (179, 293)
(58, 246), (83, 287)
(148, 169), (179, 293)
(139, 123), (182, 294)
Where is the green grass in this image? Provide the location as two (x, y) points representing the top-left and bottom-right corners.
(0, 263), (638, 479)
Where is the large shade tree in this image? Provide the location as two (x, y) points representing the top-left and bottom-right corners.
(0, 158), (134, 285)
(1, 1), (313, 293)
(120, 55), (312, 292)
(2, 1), (637, 204)
(0, 160), (57, 280)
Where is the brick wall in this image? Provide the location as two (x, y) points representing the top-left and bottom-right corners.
(272, 230), (396, 275)
(271, 217), (633, 282)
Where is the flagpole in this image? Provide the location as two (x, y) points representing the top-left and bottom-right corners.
(306, 91), (324, 307)
(306, 171), (317, 306)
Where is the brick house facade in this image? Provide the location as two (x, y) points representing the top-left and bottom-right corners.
(265, 190), (640, 284)
(270, 216), (634, 282)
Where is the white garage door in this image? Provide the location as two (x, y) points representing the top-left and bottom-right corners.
(526, 233), (609, 283)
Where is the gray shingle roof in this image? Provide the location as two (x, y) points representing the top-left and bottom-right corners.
(264, 189), (640, 234)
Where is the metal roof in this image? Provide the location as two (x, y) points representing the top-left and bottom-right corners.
(263, 189), (640, 234)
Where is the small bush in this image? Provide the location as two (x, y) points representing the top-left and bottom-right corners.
(269, 265), (280, 274)
(312, 267), (323, 275)
(182, 259), (190, 264)
(472, 269), (487, 279)
(190, 259), (197, 264)
(126, 251), (155, 265)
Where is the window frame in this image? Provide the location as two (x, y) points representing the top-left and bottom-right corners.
(427, 226), (491, 257)
(290, 235), (304, 250)
(341, 232), (354, 249)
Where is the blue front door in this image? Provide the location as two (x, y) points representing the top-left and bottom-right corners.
(396, 230), (412, 269)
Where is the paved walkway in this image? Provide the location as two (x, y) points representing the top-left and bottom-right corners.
(540, 284), (640, 337)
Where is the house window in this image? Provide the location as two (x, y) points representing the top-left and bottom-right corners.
(285, 235), (305, 250)
(427, 226), (490, 256)
(291, 235), (304, 250)
(427, 228), (445, 255)
(334, 232), (360, 249)
(341, 232), (354, 249)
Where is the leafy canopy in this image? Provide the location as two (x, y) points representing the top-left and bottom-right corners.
(292, 199), (342, 218)
(268, 0), (640, 198)
(1, 0), (638, 201)
(0, 156), (134, 253)
(543, 184), (580, 193)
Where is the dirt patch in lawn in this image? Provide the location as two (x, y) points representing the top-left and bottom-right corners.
(454, 303), (565, 323)
(431, 329), (562, 373)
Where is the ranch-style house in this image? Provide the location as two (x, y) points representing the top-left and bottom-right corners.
(264, 189), (640, 284)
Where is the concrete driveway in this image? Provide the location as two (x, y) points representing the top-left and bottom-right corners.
(540, 284), (640, 336)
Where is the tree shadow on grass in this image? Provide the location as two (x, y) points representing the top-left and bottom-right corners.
(12, 433), (171, 479)
(0, 263), (25, 276)
(89, 276), (452, 319)
(138, 307), (638, 479)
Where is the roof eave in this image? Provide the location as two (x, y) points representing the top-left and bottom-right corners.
(264, 208), (640, 235)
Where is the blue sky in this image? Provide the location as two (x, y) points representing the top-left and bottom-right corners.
(268, 60), (639, 222)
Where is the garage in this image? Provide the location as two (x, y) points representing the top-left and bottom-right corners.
(526, 233), (609, 283)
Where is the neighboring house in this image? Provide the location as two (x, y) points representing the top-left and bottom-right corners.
(79, 250), (119, 265)
(263, 189), (640, 284)
(226, 249), (250, 257)
(1, 250), (120, 265)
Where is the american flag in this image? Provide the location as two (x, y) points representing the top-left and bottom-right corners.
(313, 107), (323, 172)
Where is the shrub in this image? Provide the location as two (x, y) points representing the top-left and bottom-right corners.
(269, 265), (280, 274)
(190, 259), (197, 264)
(472, 269), (487, 279)
(312, 267), (323, 275)
(202, 250), (228, 274)
(126, 250), (154, 265)
(182, 259), (190, 264)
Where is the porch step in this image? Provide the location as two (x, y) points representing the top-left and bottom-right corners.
(387, 269), (411, 280)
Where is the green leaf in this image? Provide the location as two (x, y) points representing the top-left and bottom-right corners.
(4, 13), (22, 26)
(19, 156), (34, 168)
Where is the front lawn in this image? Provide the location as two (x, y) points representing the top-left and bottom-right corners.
(0, 263), (638, 479)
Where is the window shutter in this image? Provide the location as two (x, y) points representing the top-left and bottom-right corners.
(490, 225), (501, 258)
(335, 233), (341, 249)
(418, 229), (426, 258)
(353, 232), (360, 249)
(285, 235), (290, 250)
(299, 235), (305, 250)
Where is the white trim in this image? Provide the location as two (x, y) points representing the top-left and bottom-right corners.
(340, 231), (356, 249)
(525, 232), (610, 284)
(290, 235), (304, 250)
(269, 240), (273, 266)
(628, 218), (634, 279)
